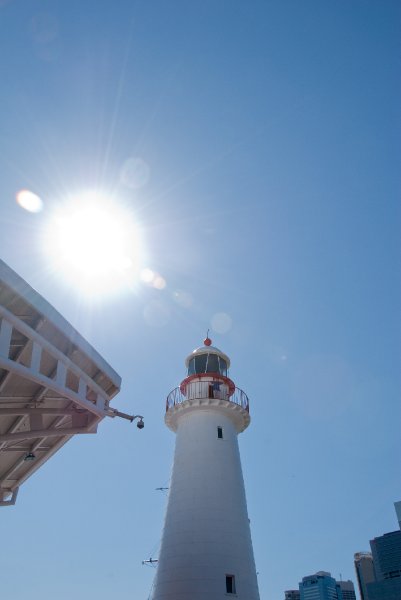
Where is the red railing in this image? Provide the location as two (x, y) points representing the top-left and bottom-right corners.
(166, 381), (249, 413)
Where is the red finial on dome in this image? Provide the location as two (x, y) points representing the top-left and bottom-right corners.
(204, 329), (212, 346)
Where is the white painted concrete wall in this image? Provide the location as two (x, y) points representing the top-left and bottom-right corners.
(152, 404), (260, 599)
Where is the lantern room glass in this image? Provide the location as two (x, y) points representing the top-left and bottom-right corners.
(187, 354), (227, 377)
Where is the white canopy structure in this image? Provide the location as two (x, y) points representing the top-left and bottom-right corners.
(0, 260), (132, 506)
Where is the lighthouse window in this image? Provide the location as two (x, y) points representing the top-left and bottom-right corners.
(217, 426), (223, 439)
(206, 353), (219, 373)
(188, 354), (228, 376)
(218, 357), (227, 376)
(196, 354), (207, 373)
(226, 575), (236, 594)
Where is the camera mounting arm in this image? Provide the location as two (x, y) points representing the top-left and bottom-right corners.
(106, 408), (144, 427)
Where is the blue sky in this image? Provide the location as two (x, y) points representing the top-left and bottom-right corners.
(1, 1), (400, 598)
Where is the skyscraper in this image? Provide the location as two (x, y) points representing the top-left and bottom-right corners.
(354, 501), (401, 600)
(299, 572), (355, 600)
(367, 529), (401, 600)
(299, 571), (339, 600)
(354, 552), (376, 600)
(285, 591), (301, 600)
(395, 501), (401, 530)
(151, 338), (259, 599)
(336, 580), (356, 600)
(370, 530), (401, 581)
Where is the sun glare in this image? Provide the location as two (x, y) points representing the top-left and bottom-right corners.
(43, 192), (144, 298)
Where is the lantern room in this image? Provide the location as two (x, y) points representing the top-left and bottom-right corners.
(166, 337), (250, 428)
(180, 337), (235, 398)
(186, 348), (229, 377)
(185, 337), (230, 377)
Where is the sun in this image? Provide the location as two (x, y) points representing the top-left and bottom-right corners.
(43, 191), (144, 298)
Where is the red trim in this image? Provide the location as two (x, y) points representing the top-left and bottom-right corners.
(180, 373), (235, 396)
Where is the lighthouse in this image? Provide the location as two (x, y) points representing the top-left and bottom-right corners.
(152, 337), (260, 599)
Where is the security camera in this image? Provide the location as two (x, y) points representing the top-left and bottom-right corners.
(137, 418), (144, 429)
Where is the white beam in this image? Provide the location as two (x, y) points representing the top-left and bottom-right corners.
(0, 355), (107, 418)
(0, 408), (88, 416)
(0, 425), (97, 443)
(0, 318), (12, 357)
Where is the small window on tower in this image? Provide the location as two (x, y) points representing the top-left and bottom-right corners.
(226, 574), (236, 594)
(217, 426), (223, 439)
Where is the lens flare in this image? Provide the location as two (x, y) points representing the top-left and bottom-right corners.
(153, 276), (166, 290)
(211, 312), (232, 334)
(140, 268), (166, 290)
(16, 189), (43, 213)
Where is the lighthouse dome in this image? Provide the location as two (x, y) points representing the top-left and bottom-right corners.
(185, 340), (230, 377)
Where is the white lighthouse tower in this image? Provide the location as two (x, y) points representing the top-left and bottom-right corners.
(152, 337), (260, 599)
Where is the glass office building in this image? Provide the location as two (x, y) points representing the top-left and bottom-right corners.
(367, 530), (401, 600)
(355, 502), (401, 600)
(299, 572), (355, 600)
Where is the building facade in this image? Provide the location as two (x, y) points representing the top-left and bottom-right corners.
(354, 501), (401, 600)
(354, 552), (376, 600)
(285, 591), (301, 600)
(299, 572), (339, 600)
(299, 572), (355, 600)
(395, 501), (401, 530)
(367, 529), (401, 600)
(370, 530), (401, 581)
(336, 580), (356, 600)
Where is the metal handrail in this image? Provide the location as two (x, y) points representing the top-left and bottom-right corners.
(166, 381), (249, 413)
